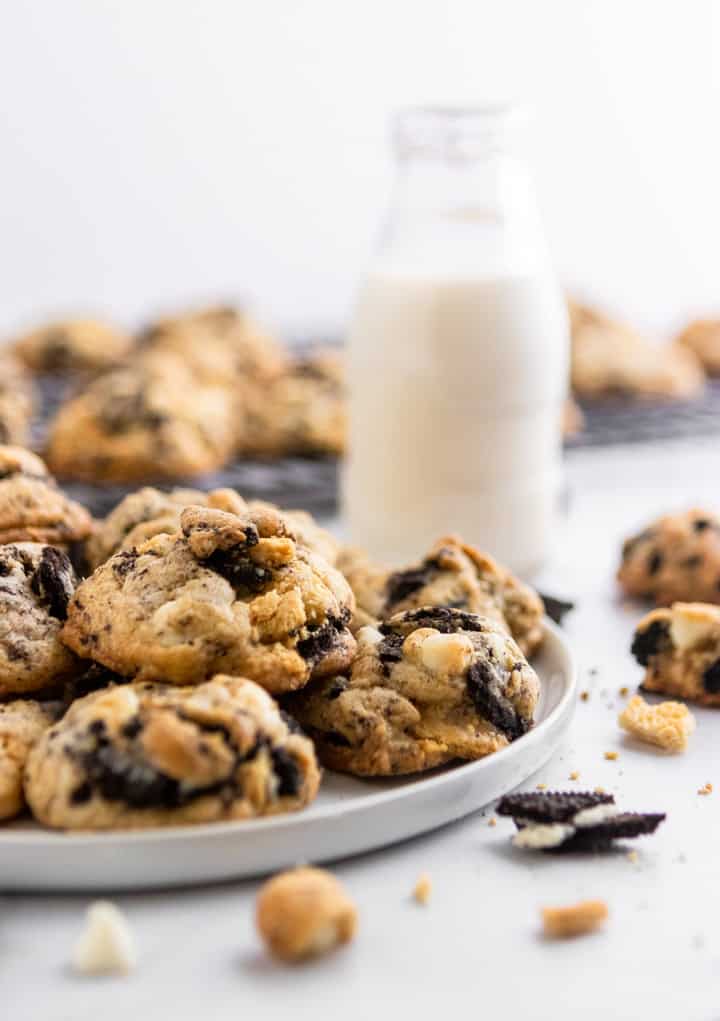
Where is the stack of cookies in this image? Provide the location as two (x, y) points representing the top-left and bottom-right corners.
(0, 443), (546, 832)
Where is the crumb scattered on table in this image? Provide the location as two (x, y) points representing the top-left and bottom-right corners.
(569, 771), (580, 781)
(619, 694), (695, 753)
(627, 850), (639, 864)
(488, 817), (497, 827)
(256, 867), (357, 962)
(536, 783), (547, 791)
(580, 691), (590, 702)
(413, 873), (432, 905)
(604, 751), (619, 761)
(594, 786), (606, 795)
(619, 687), (629, 697)
(698, 783), (713, 796)
(541, 900), (608, 939)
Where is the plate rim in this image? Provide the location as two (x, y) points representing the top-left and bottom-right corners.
(0, 618), (576, 848)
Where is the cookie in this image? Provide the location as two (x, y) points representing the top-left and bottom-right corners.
(87, 487), (340, 571)
(0, 353), (35, 447)
(45, 354), (235, 483)
(239, 350), (346, 457)
(569, 299), (705, 400)
(618, 693), (695, 752)
(618, 509), (720, 605)
(631, 601), (720, 706)
(338, 537), (544, 655)
(12, 318), (134, 373)
(287, 607), (540, 776)
(497, 790), (665, 852)
(675, 318), (720, 376)
(0, 698), (60, 820)
(141, 304), (288, 385)
(0, 543), (82, 696)
(0, 446), (93, 545)
(62, 503), (355, 692)
(24, 675), (321, 830)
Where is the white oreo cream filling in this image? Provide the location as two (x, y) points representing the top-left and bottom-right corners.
(72, 901), (137, 975)
(511, 802), (619, 849)
(512, 823), (574, 849)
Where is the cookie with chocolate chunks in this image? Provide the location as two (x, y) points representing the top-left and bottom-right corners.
(62, 502), (355, 693)
(24, 675), (321, 829)
(286, 607), (540, 776)
(618, 509), (720, 606)
(632, 601), (720, 706)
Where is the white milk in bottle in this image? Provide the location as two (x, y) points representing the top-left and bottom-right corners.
(344, 108), (569, 574)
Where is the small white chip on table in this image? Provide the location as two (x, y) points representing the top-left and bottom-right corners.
(5, 439), (720, 1021)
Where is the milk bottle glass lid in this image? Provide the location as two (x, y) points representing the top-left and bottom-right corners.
(393, 106), (525, 163)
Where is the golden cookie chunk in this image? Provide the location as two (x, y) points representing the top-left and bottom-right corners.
(256, 868), (357, 961)
(619, 694), (695, 752)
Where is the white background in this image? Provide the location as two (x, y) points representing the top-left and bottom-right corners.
(1, 0), (720, 339)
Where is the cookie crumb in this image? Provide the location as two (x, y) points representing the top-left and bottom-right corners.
(698, 782), (713, 796)
(256, 867), (357, 962)
(627, 850), (639, 864)
(619, 687), (629, 697)
(604, 751), (619, 761)
(72, 901), (136, 976)
(569, 771), (580, 781)
(536, 783), (547, 791)
(488, 817), (497, 827)
(541, 900), (608, 939)
(619, 694), (695, 753)
(580, 691), (590, 702)
(594, 786), (606, 795)
(413, 873), (432, 905)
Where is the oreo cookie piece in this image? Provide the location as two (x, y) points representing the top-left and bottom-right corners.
(497, 790), (666, 853)
(538, 592), (575, 626)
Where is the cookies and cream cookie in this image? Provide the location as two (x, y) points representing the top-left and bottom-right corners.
(631, 601), (720, 706)
(0, 543), (81, 696)
(618, 509), (720, 605)
(12, 318), (134, 373)
(45, 354), (235, 483)
(62, 503), (355, 692)
(287, 607), (540, 776)
(0, 698), (60, 820)
(25, 675), (321, 829)
(337, 537), (544, 655)
(0, 446), (92, 546)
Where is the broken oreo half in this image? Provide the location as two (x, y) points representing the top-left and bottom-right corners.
(496, 790), (666, 853)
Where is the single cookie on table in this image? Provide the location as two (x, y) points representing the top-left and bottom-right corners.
(0, 446), (93, 546)
(45, 353), (235, 483)
(286, 607), (540, 776)
(0, 698), (61, 821)
(11, 318), (134, 374)
(496, 790), (666, 852)
(238, 350), (346, 457)
(25, 675), (321, 830)
(569, 299), (705, 400)
(631, 601), (720, 706)
(0, 353), (35, 447)
(675, 318), (720, 376)
(618, 509), (720, 605)
(86, 486), (340, 571)
(62, 503), (355, 692)
(337, 537), (544, 656)
(140, 304), (288, 385)
(0, 543), (81, 696)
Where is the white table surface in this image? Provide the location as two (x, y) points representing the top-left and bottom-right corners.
(6, 439), (720, 1021)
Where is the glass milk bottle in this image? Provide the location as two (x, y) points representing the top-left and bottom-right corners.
(343, 107), (569, 574)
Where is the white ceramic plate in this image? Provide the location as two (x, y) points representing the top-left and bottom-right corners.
(0, 620), (576, 891)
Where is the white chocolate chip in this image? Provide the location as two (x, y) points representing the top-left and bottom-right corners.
(512, 823), (575, 850)
(72, 901), (137, 976)
(420, 632), (475, 674)
(357, 625), (384, 648)
(669, 604), (718, 651)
